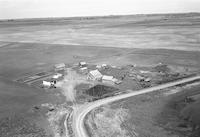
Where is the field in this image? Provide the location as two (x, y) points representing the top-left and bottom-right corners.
(0, 13), (200, 136)
(85, 82), (200, 137)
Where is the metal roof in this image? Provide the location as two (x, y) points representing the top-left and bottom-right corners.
(102, 75), (114, 81)
(54, 63), (65, 68)
(89, 70), (102, 78)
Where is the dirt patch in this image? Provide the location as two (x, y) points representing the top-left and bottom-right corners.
(84, 84), (118, 98)
(56, 68), (91, 102)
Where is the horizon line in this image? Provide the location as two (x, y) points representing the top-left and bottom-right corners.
(0, 11), (200, 21)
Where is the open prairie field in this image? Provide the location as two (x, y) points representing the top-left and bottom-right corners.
(0, 13), (200, 51)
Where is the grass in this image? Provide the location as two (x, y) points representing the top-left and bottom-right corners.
(110, 84), (200, 137)
(0, 114), (52, 137)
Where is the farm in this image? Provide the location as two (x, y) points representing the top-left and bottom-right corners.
(0, 13), (200, 137)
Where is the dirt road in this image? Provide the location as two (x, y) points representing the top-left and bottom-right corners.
(72, 75), (200, 137)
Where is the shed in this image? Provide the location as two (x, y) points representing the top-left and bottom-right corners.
(80, 67), (87, 71)
(54, 63), (65, 71)
(80, 67), (88, 74)
(102, 64), (107, 67)
(102, 75), (113, 81)
(79, 62), (87, 67)
(87, 70), (103, 81)
(112, 78), (122, 85)
(136, 75), (145, 81)
(102, 64), (109, 69)
(102, 75), (114, 84)
(96, 65), (101, 69)
(144, 77), (151, 82)
(42, 81), (51, 87)
(52, 73), (63, 79)
(140, 70), (150, 74)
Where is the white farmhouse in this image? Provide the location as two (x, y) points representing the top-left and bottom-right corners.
(42, 81), (51, 87)
(87, 70), (103, 81)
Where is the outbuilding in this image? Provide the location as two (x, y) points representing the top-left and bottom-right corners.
(52, 73), (63, 79)
(42, 81), (52, 87)
(102, 64), (109, 69)
(102, 75), (113, 82)
(96, 65), (101, 69)
(87, 70), (103, 81)
(54, 63), (65, 71)
(112, 78), (122, 85)
(80, 67), (88, 74)
(79, 62), (87, 67)
(136, 75), (145, 81)
(144, 77), (151, 82)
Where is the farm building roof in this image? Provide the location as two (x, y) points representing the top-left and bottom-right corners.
(89, 70), (102, 78)
(79, 62), (87, 66)
(52, 73), (63, 79)
(54, 63), (65, 68)
(102, 75), (114, 81)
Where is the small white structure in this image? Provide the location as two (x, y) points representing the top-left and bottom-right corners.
(54, 63), (65, 71)
(136, 75), (145, 81)
(80, 67), (87, 71)
(52, 73), (63, 79)
(102, 75), (113, 81)
(96, 65), (101, 69)
(102, 64), (107, 67)
(111, 65), (117, 68)
(140, 70), (150, 74)
(80, 67), (88, 73)
(144, 77), (151, 82)
(87, 70), (102, 81)
(112, 78), (122, 85)
(102, 64), (109, 69)
(128, 73), (135, 77)
(42, 81), (51, 87)
(102, 75), (114, 84)
(79, 62), (87, 67)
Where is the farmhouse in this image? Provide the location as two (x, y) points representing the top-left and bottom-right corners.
(42, 81), (53, 87)
(87, 70), (103, 81)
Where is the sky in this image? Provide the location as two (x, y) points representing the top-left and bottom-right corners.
(0, 0), (200, 19)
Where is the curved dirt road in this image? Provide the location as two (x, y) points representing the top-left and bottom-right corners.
(73, 75), (200, 137)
